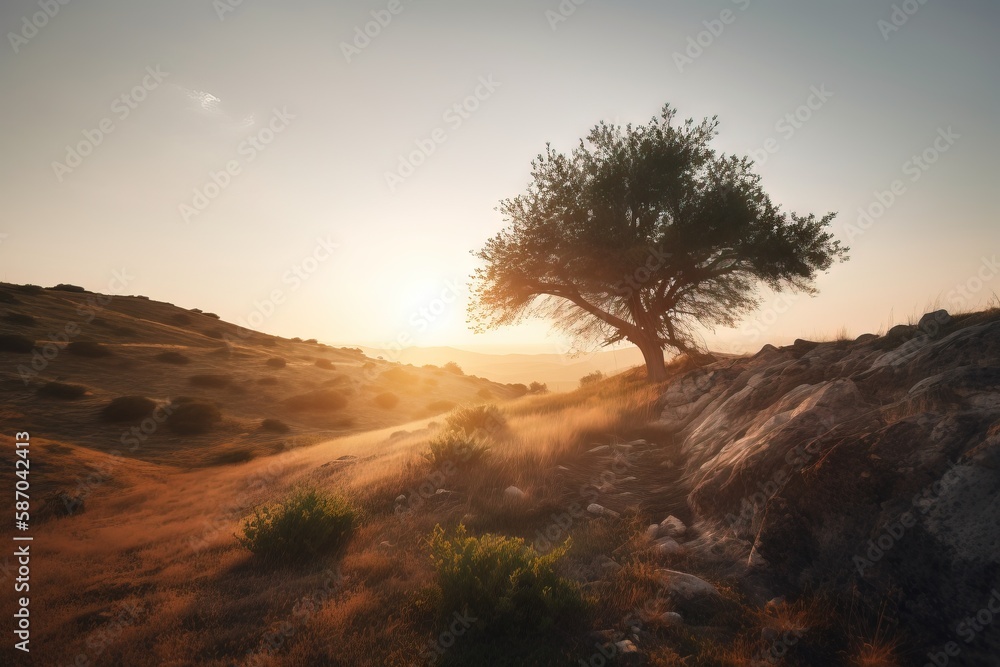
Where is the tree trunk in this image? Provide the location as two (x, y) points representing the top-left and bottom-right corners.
(636, 337), (667, 383)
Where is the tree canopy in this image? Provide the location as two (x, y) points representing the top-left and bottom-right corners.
(468, 105), (848, 382)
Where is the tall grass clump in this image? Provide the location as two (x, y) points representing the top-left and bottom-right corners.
(425, 431), (490, 466)
(444, 404), (507, 438)
(238, 488), (356, 563)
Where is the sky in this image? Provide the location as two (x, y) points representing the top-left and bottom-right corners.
(0, 0), (997, 356)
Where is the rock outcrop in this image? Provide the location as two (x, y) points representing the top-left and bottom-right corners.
(657, 309), (1000, 662)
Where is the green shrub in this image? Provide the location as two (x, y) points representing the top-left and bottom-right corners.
(284, 389), (348, 412)
(166, 401), (221, 434)
(0, 334), (35, 353)
(428, 524), (584, 641)
(445, 404), (506, 438)
(66, 341), (113, 358)
(374, 392), (399, 409)
(425, 431), (489, 466)
(101, 396), (157, 422)
(154, 351), (191, 365)
(238, 488), (356, 563)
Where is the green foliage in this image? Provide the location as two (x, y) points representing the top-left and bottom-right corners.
(425, 431), (489, 466)
(166, 401), (221, 434)
(427, 524), (585, 641)
(238, 488), (356, 563)
(101, 396), (156, 422)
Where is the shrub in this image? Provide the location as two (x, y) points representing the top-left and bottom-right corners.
(238, 488), (356, 563)
(304, 338), (318, 344)
(154, 351), (191, 365)
(50, 284), (86, 293)
(0, 334), (35, 353)
(260, 338), (277, 347)
(15, 284), (43, 295)
(3, 312), (36, 326)
(579, 370), (605, 387)
(188, 374), (232, 389)
(373, 392), (399, 409)
(265, 357), (287, 369)
(261, 418), (291, 433)
(528, 381), (548, 394)
(291, 337), (302, 342)
(507, 383), (529, 397)
(101, 396), (157, 422)
(425, 431), (489, 466)
(203, 312), (221, 319)
(315, 358), (334, 370)
(212, 449), (255, 465)
(445, 404), (506, 438)
(38, 382), (87, 399)
(204, 329), (223, 339)
(428, 525), (584, 642)
(171, 313), (193, 325)
(380, 367), (419, 386)
(284, 389), (348, 412)
(66, 341), (112, 358)
(443, 361), (464, 375)
(166, 401), (221, 435)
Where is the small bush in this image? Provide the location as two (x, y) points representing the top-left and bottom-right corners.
(154, 351), (191, 365)
(579, 370), (605, 387)
(204, 329), (223, 339)
(38, 382), (87, 399)
(428, 525), (584, 643)
(171, 313), (193, 325)
(0, 334), (35, 353)
(3, 312), (36, 326)
(203, 312), (221, 319)
(508, 383), (529, 397)
(166, 401), (222, 435)
(291, 337), (302, 343)
(425, 431), (489, 466)
(528, 381), (548, 394)
(101, 396), (157, 422)
(211, 449), (255, 465)
(15, 284), (44, 295)
(443, 361), (464, 375)
(50, 284), (86, 293)
(373, 392), (399, 409)
(66, 341), (112, 358)
(304, 338), (318, 344)
(315, 358), (334, 370)
(445, 404), (506, 438)
(380, 367), (419, 386)
(188, 374), (232, 389)
(261, 418), (291, 433)
(284, 389), (348, 412)
(425, 400), (457, 415)
(266, 357), (287, 369)
(260, 338), (277, 347)
(238, 488), (356, 563)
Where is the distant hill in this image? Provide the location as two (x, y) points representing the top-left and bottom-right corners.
(360, 345), (647, 391)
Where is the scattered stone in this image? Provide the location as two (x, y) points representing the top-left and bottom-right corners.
(657, 569), (723, 614)
(596, 482), (616, 494)
(614, 640), (642, 665)
(587, 503), (621, 519)
(651, 537), (684, 557)
(394, 494), (406, 504)
(658, 515), (687, 538)
(659, 611), (684, 627)
(503, 485), (526, 501)
(645, 524), (660, 540)
(918, 309), (951, 332)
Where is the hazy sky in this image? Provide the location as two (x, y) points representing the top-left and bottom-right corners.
(1, 0), (997, 355)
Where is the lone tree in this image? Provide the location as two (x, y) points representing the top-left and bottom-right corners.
(468, 105), (848, 382)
